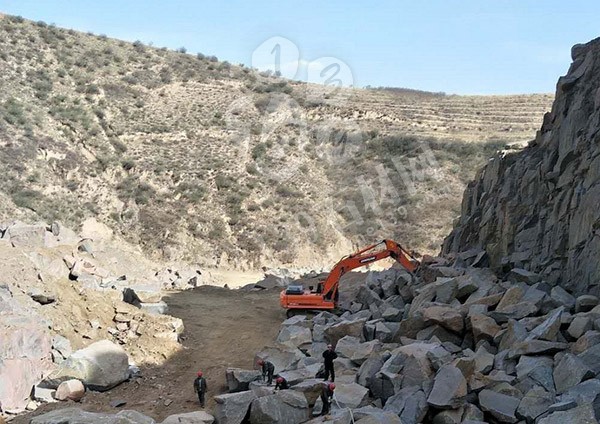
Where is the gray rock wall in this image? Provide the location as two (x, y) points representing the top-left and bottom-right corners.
(443, 37), (600, 295)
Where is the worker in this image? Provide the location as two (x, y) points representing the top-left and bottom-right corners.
(320, 382), (335, 416)
(322, 344), (338, 382)
(193, 370), (207, 407)
(274, 376), (289, 390)
(257, 359), (275, 385)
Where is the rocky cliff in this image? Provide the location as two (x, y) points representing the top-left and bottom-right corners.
(443, 37), (600, 295)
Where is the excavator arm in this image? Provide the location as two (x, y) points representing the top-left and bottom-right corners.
(320, 239), (419, 302)
(280, 239), (419, 314)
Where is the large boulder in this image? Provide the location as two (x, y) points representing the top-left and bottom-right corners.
(214, 391), (257, 424)
(249, 390), (309, 424)
(470, 314), (501, 344)
(290, 379), (325, 406)
(427, 364), (467, 409)
(43, 340), (129, 391)
(352, 406), (403, 423)
(335, 336), (382, 365)
(30, 408), (155, 423)
(516, 387), (554, 423)
(255, 345), (305, 374)
(422, 306), (464, 333)
(537, 404), (598, 424)
(515, 356), (554, 393)
(357, 353), (384, 388)
(333, 382), (369, 409)
(553, 353), (594, 394)
(507, 340), (567, 359)
(276, 325), (312, 349)
(371, 342), (437, 402)
(560, 379), (600, 405)
(578, 343), (600, 374)
(226, 368), (262, 393)
(324, 319), (367, 346)
(525, 307), (563, 342)
(383, 386), (428, 424)
(160, 411), (214, 424)
(478, 389), (519, 423)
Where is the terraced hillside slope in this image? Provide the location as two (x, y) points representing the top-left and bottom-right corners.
(0, 13), (553, 269)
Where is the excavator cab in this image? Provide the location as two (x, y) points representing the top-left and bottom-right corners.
(280, 239), (419, 317)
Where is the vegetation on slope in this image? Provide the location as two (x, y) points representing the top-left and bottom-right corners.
(0, 14), (552, 268)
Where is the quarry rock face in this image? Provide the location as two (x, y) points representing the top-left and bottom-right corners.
(443, 37), (600, 296)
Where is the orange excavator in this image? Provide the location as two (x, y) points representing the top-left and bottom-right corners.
(280, 239), (419, 317)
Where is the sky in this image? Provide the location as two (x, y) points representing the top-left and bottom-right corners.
(0, 0), (599, 95)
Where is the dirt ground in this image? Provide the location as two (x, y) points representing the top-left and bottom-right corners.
(16, 285), (285, 423)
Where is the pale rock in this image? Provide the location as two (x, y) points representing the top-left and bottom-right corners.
(213, 391), (257, 424)
(54, 379), (85, 401)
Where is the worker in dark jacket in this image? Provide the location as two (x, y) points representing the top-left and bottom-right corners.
(321, 382), (335, 415)
(257, 359), (275, 385)
(193, 370), (207, 407)
(274, 376), (289, 390)
(322, 344), (338, 382)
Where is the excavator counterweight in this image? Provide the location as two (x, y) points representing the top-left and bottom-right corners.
(280, 239), (419, 316)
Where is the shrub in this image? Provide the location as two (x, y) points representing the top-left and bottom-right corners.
(85, 84), (100, 95)
(1, 98), (27, 126)
(246, 163), (259, 175)
(122, 75), (139, 85)
(251, 143), (268, 160)
(121, 158), (135, 170)
(133, 40), (144, 51)
(215, 174), (235, 190)
(11, 188), (42, 210)
(176, 182), (207, 202)
(116, 176), (156, 205)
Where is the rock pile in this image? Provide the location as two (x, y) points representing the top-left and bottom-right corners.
(212, 261), (600, 423)
(30, 408), (215, 424)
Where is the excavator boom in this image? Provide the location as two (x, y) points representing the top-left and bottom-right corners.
(280, 240), (419, 314)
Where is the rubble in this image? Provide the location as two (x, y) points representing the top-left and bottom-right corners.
(30, 408), (156, 424)
(237, 251), (600, 422)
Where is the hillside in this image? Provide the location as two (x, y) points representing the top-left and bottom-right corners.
(0, 14), (553, 269)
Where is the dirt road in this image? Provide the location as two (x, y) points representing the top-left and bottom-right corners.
(17, 285), (284, 422)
